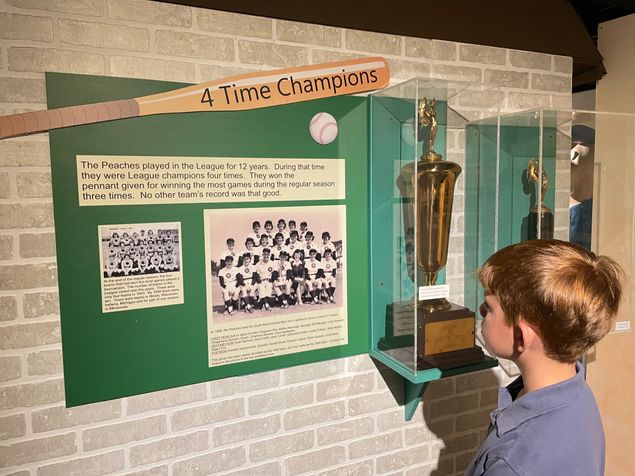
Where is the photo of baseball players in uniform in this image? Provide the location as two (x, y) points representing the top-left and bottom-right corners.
(204, 205), (346, 322)
(98, 222), (184, 313)
(99, 224), (181, 278)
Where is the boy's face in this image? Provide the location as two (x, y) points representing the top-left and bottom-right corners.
(479, 294), (515, 360)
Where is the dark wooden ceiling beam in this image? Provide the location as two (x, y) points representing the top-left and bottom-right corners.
(166, 0), (604, 87)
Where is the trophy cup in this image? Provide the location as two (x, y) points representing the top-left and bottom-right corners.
(527, 158), (554, 239)
(395, 98), (485, 370)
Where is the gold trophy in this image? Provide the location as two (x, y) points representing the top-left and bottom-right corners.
(396, 98), (484, 370)
(527, 158), (554, 239)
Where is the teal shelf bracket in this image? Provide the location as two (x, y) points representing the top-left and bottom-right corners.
(369, 348), (498, 421)
(404, 380), (428, 421)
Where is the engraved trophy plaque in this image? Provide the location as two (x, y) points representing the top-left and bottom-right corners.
(396, 98), (485, 370)
(527, 158), (554, 239)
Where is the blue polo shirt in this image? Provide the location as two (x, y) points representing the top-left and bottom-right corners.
(464, 363), (605, 476)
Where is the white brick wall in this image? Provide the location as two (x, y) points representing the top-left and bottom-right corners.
(0, 1), (571, 474)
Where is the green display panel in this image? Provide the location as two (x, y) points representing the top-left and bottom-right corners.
(47, 73), (369, 406)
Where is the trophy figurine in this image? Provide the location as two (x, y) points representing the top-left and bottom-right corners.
(395, 98), (485, 370)
(527, 158), (554, 239)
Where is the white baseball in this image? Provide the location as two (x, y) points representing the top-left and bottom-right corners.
(309, 112), (338, 145)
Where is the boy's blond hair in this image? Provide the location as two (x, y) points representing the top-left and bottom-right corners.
(478, 239), (623, 363)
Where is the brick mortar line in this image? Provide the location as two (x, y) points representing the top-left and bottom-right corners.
(0, 131), (50, 142)
(0, 253), (58, 263)
(0, 309), (60, 320)
(0, 169), (52, 176)
(0, 6), (194, 34)
(120, 431), (211, 470)
(0, 313), (59, 324)
(0, 258), (57, 266)
(0, 3), (103, 19)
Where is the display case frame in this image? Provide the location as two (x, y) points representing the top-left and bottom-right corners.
(466, 109), (635, 342)
(369, 79), (501, 418)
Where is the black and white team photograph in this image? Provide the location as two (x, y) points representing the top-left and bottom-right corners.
(204, 205), (346, 323)
(99, 223), (181, 278)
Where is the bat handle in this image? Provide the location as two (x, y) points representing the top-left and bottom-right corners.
(0, 99), (140, 140)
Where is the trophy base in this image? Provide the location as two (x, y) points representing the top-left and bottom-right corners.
(378, 301), (486, 371)
(416, 301), (485, 371)
(528, 208), (554, 240)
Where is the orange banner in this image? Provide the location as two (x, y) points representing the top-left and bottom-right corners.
(137, 57), (390, 115)
(0, 57), (389, 140)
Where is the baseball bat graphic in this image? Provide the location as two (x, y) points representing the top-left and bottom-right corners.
(0, 57), (389, 140)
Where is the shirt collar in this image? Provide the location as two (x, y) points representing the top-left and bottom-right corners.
(492, 361), (586, 436)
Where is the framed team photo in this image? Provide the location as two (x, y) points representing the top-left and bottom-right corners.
(98, 222), (184, 313)
(203, 205), (348, 367)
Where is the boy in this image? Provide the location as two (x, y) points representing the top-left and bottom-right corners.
(465, 239), (623, 476)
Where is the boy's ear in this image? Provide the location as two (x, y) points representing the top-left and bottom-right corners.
(515, 319), (540, 353)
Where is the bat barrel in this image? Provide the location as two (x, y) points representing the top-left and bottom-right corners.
(0, 99), (140, 140)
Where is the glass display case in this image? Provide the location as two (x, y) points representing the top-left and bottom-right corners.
(466, 109), (635, 339)
(370, 93), (635, 418)
(369, 79), (501, 401)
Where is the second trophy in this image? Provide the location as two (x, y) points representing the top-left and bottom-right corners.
(396, 98), (485, 370)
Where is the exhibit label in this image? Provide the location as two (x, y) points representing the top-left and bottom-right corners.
(77, 155), (345, 206)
